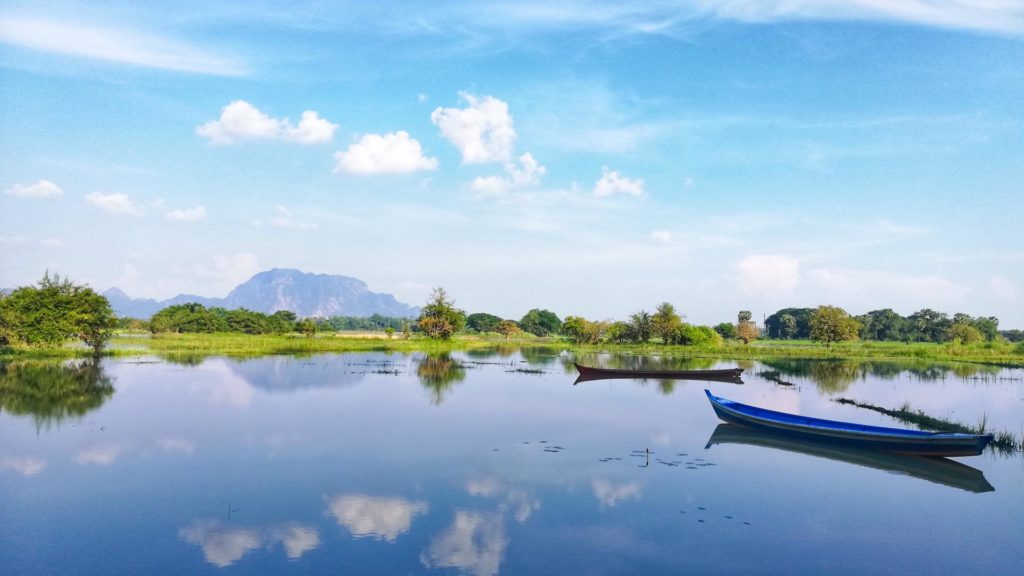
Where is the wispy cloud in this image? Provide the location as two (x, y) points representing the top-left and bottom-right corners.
(0, 16), (247, 75)
(5, 179), (62, 198)
(166, 206), (207, 222)
(86, 192), (143, 215)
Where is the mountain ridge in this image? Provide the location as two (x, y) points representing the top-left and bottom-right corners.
(103, 268), (419, 319)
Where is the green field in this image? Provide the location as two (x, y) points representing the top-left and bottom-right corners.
(3, 331), (1022, 365)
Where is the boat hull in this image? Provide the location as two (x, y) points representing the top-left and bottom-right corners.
(704, 390), (993, 457)
(574, 363), (743, 383)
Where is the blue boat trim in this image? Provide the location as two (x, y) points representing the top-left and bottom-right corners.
(703, 389), (993, 457)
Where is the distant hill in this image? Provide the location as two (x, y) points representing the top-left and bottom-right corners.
(104, 268), (419, 319)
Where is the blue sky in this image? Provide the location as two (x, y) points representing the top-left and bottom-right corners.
(1, 1), (1023, 327)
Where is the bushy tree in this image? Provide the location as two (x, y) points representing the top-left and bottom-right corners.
(857, 309), (909, 342)
(561, 316), (608, 344)
(495, 319), (522, 339)
(713, 322), (737, 340)
(652, 302), (683, 344)
(417, 288), (466, 340)
(466, 313), (502, 333)
(519, 309), (562, 336)
(764, 308), (813, 339)
(810, 305), (861, 344)
(0, 273), (116, 356)
(605, 321), (632, 343)
(946, 323), (983, 344)
(907, 309), (951, 343)
(736, 310), (758, 344)
(676, 325), (723, 347)
(627, 310), (653, 343)
(150, 303), (226, 333)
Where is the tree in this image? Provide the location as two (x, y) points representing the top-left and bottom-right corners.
(561, 316), (607, 344)
(605, 321), (632, 343)
(416, 288), (466, 340)
(907, 309), (951, 343)
(385, 327), (395, 339)
(652, 302), (683, 344)
(764, 308), (813, 339)
(676, 325), (723, 347)
(299, 319), (317, 338)
(627, 310), (653, 343)
(466, 312), (502, 333)
(810, 305), (861, 344)
(0, 273), (116, 356)
(495, 319), (522, 339)
(857, 309), (909, 342)
(736, 310), (758, 344)
(946, 323), (983, 344)
(779, 314), (798, 339)
(713, 322), (737, 340)
(971, 316), (999, 342)
(519, 309), (562, 336)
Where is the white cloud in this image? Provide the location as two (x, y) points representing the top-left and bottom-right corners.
(259, 205), (318, 229)
(40, 237), (64, 247)
(592, 479), (642, 508)
(990, 275), (1020, 302)
(470, 153), (546, 197)
(326, 494), (428, 542)
(432, 92), (517, 164)
(156, 437), (196, 455)
(693, 0), (1024, 36)
(0, 235), (29, 245)
(197, 101), (337, 145)
(333, 131), (438, 174)
(0, 17), (245, 75)
(5, 179), (63, 198)
(179, 521), (318, 567)
(74, 443), (125, 466)
(421, 511), (507, 576)
(737, 254), (801, 297)
(806, 267), (968, 306)
(86, 192), (142, 215)
(0, 457), (46, 476)
(593, 166), (644, 198)
(165, 206), (207, 222)
(650, 230), (672, 245)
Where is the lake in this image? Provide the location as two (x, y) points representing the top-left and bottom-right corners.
(2, 351), (1022, 575)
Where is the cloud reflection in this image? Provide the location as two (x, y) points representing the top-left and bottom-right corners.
(156, 437), (196, 455)
(325, 494), (428, 542)
(591, 479), (642, 508)
(0, 456), (47, 475)
(421, 511), (508, 576)
(179, 520), (320, 567)
(74, 443), (126, 465)
(467, 478), (541, 523)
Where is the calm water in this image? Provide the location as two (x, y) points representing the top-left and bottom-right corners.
(2, 351), (1022, 575)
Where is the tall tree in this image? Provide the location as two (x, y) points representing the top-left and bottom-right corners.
(736, 310), (758, 344)
(627, 310), (653, 343)
(652, 302), (683, 344)
(519, 309), (562, 336)
(416, 288), (466, 340)
(810, 305), (861, 344)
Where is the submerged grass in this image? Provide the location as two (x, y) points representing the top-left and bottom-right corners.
(833, 397), (1022, 454)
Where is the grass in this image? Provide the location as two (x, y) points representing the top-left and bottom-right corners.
(2, 332), (1023, 365)
(833, 397), (1022, 454)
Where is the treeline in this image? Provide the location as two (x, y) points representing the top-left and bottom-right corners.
(149, 304), (307, 335)
(764, 307), (1006, 344)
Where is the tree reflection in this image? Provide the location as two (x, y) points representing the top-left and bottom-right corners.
(0, 360), (114, 430)
(761, 358), (1000, 392)
(417, 354), (466, 405)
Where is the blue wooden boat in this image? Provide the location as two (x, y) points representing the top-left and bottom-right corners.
(704, 390), (993, 457)
(705, 424), (994, 493)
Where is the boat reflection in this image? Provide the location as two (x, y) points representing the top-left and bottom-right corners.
(705, 424), (994, 494)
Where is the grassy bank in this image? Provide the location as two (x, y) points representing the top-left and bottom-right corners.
(2, 333), (1022, 365)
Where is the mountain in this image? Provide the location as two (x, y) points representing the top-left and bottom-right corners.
(103, 269), (419, 319)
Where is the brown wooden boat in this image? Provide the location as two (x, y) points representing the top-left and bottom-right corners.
(573, 363), (743, 383)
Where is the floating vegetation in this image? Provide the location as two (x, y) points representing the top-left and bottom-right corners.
(507, 368), (545, 374)
(758, 370), (795, 386)
(834, 397), (1022, 453)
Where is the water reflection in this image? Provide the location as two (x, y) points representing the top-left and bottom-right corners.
(592, 479), (642, 508)
(325, 494), (428, 541)
(0, 360), (114, 429)
(179, 520), (320, 567)
(760, 358), (1008, 394)
(706, 424), (994, 493)
(421, 510), (508, 576)
(417, 353), (467, 405)
(0, 456), (46, 475)
(467, 478), (541, 523)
